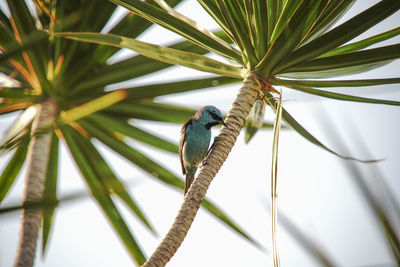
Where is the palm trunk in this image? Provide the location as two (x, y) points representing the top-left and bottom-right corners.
(142, 74), (260, 267)
(14, 100), (57, 267)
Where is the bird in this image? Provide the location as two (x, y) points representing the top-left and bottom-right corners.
(179, 106), (227, 195)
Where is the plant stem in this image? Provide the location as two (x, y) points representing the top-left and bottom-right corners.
(14, 100), (57, 267)
(142, 74), (259, 267)
(271, 93), (282, 267)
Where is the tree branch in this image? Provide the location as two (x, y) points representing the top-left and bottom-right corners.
(14, 100), (57, 267)
(142, 74), (260, 267)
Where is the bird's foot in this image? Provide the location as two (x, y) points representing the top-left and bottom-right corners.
(199, 160), (206, 168)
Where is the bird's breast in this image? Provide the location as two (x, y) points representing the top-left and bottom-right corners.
(182, 123), (211, 167)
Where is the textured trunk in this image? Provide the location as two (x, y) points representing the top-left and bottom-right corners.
(142, 74), (260, 267)
(14, 100), (57, 267)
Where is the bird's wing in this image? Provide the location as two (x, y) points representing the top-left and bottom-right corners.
(179, 119), (192, 175)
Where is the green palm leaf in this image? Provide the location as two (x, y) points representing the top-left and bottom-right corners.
(272, 77), (400, 88)
(6, 0), (50, 93)
(61, 125), (147, 265)
(0, 31), (47, 63)
(302, 0), (355, 43)
(279, 61), (391, 79)
(123, 76), (240, 100)
(0, 105), (37, 150)
(108, 0), (242, 62)
(68, 125), (155, 233)
(55, 32), (243, 78)
(215, 0), (258, 66)
(42, 133), (59, 255)
(264, 92), (377, 162)
(283, 86), (400, 106)
(275, 0), (400, 73)
(321, 26), (400, 57)
(268, 0), (302, 44)
(104, 102), (197, 124)
(70, 39), (212, 93)
(244, 0), (268, 59)
(88, 113), (178, 154)
(0, 136), (29, 202)
(283, 44), (400, 73)
(78, 119), (185, 188)
(257, 0), (330, 76)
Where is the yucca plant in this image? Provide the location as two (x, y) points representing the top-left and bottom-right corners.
(2, 0), (400, 266)
(0, 1), (267, 266)
(54, 0), (400, 266)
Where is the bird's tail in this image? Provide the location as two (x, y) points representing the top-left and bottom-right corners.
(184, 168), (197, 195)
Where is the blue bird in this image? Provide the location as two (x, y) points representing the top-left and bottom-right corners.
(179, 106), (227, 195)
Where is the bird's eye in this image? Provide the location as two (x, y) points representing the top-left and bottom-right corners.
(209, 111), (222, 121)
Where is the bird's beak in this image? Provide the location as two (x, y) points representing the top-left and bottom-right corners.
(220, 120), (228, 128)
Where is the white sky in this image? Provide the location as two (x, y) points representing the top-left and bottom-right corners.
(0, 1), (399, 267)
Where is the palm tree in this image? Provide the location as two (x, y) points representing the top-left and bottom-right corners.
(56, 0), (400, 266)
(0, 1), (262, 266)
